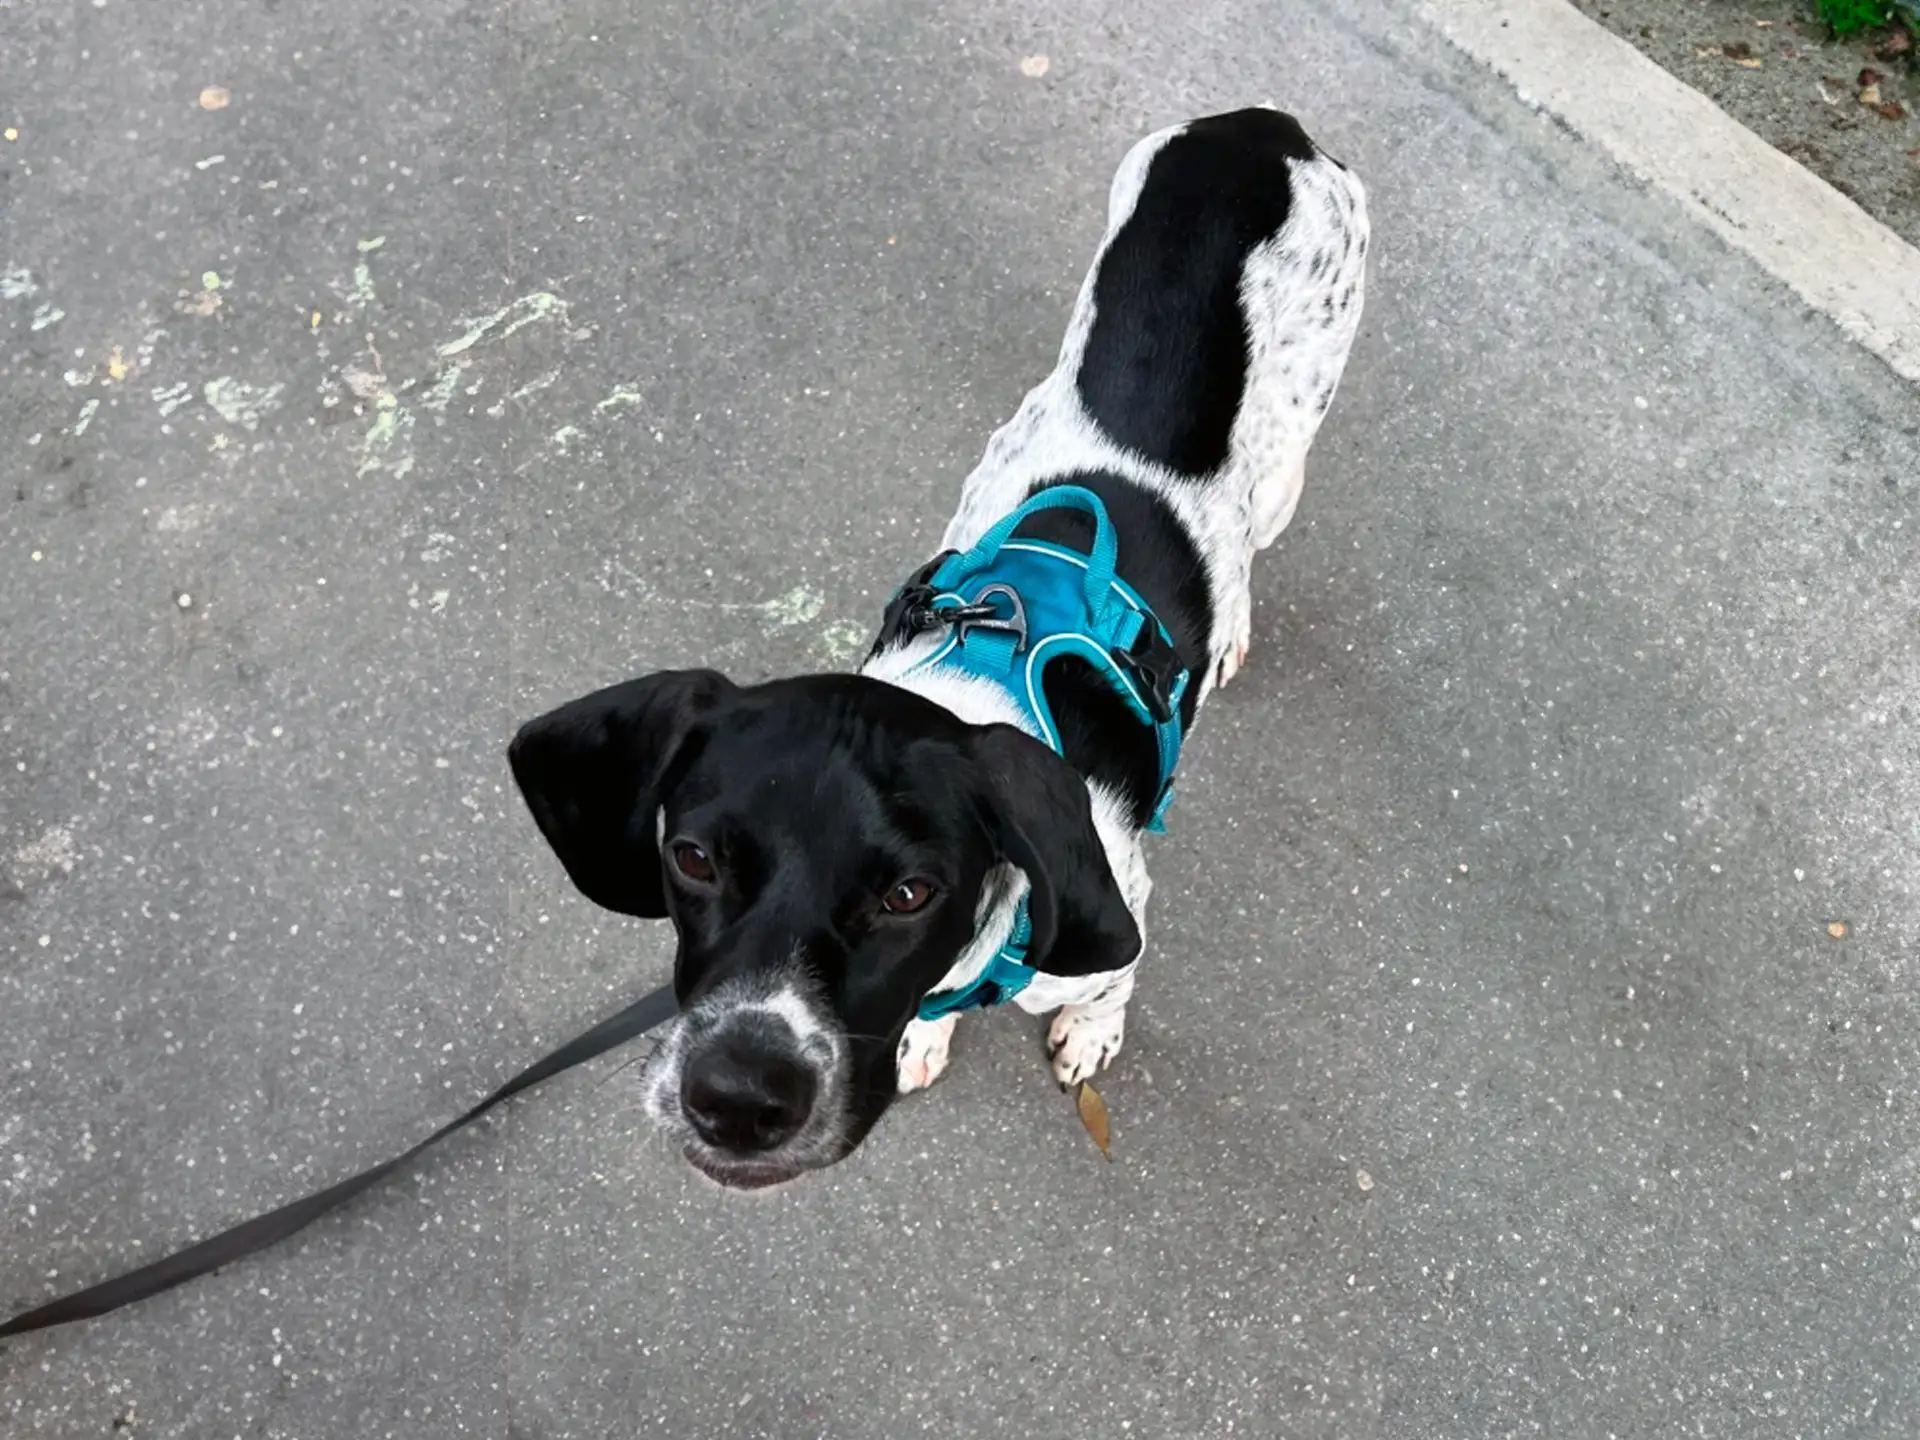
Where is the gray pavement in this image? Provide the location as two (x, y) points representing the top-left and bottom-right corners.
(3, 1), (1917, 1436)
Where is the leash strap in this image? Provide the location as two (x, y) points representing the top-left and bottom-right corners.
(0, 983), (679, 1341)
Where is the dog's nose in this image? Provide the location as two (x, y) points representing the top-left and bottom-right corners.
(680, 1035), (817, 1153)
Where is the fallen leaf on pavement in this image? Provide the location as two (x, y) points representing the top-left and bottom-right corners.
(1076, 1082), (1112, 1159)
(1827, 921), (1848, 939)
(1879, 101), (1908, 120)
(1876, 28), (1912, 59)
(1860, 83), (1883, 106)
(198, 86), (230, 111)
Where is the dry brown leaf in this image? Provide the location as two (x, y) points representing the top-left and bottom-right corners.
(1827, 920), (1848, 939)
(1877, 29), (1912, 59)
(1859, 67), (1884, 89)
(198, 86), (230, 111)
(1879, 101), (1908, 121)
(1076, 1082), (1112, 1159)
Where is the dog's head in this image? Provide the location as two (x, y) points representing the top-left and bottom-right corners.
(508, 670), (1138, 1189)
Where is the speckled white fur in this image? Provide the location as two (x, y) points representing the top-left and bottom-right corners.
(874, 109), (1367, 1089)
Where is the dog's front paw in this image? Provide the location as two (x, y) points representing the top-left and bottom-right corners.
(897, 1013), (959, 1094)
(1047, 1005), (1126, 1088)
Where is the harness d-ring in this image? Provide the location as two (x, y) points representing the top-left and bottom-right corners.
(953, 583), (1028, 651)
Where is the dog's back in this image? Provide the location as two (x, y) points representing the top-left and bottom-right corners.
(943, 106), (1369, 695)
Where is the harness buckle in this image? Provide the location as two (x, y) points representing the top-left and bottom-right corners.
(1116, 622), (1184, 725)
(871, 550), (958, 658)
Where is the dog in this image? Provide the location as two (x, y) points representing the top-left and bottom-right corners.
(509, 107), (1367, 1190)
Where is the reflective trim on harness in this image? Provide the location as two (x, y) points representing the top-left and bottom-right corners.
(914, 905), (1037, 1021)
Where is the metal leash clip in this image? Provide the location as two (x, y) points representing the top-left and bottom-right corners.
(944, 582), (1029, 652)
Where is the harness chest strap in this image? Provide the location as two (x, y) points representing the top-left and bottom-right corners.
(874, 486), (1191, 1022)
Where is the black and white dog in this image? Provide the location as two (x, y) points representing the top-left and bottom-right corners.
(510, 107), (1368, 1190)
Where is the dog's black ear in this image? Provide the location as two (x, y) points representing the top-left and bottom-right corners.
(969, 724), (1140, 978)
(509, 670), (736, 918)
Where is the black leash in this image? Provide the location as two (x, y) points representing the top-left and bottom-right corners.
(0, 983), (679, 1341)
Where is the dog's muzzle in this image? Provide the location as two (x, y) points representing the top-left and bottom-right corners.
(640, 982), (848, 1190)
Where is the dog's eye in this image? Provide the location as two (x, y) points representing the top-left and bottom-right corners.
(670, 841), (717, 886)
(881, 878), (936, 916)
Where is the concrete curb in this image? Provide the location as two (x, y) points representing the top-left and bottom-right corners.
(1420, 0), (1920, 385)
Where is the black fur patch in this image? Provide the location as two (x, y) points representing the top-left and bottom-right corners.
(1077, 108), (1312, 477)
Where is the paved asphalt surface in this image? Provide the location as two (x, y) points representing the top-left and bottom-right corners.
(4, 1), (1918, 1436)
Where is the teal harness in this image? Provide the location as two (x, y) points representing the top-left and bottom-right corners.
(874, 487), (1191, 1022)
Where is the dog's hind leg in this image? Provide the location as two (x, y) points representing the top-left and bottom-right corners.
(1214, 574), (1255, 691)
(1251, 448), (1308, 552)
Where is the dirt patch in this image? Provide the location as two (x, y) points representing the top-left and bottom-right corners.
(1571, 0), (1920, 247)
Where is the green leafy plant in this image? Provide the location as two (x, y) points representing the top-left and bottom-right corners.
(1817, 0), (1918, 36)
